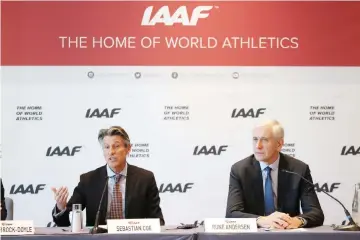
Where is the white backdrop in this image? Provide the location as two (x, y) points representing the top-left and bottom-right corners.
(1, 66), (360, 226)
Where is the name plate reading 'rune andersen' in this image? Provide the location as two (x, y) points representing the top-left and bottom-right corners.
(204, 218), (257, 233)
(107, 219), (161, 234)
(0, 221), (35, 235)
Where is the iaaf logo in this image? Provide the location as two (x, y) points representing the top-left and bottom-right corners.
(193, 145), (228, 155)
(341, 146), (360, 155)
(314, 183), (340, 193)
(159, 183), (193, 193)
(46, 146), (82, 157)
(10, 184), (46, 194)
(141, 6), (216, 26)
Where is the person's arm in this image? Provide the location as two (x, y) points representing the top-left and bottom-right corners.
(146, 173), (165, 226)
(297, 165), (325, 228)
(226, 165), (260, 218)
(52, 175), (87, 227)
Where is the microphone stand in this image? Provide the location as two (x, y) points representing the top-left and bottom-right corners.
(90, 176), (109, 234)
(282, 169), (360, 231)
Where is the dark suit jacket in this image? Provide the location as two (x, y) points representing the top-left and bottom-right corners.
(1, 179), (7, 220)
(226, 153), (324, 228)
(53, 164), (164, 226)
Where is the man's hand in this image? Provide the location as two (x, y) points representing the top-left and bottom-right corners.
(51, 186), (68, 211)
(285, 217), (303, 229)
(256, 212), (292, 229)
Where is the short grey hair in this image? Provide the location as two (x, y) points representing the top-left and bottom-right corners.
(98, 126), (131, 147)
(255, 119), (284, 139)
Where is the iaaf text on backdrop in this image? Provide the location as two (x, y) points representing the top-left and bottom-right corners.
(58, 36), (299, 49)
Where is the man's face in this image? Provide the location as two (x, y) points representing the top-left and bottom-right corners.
(102, 135), (131, 171)
(252, 125), (283, 163)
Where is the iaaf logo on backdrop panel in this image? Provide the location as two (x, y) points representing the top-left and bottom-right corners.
(10, 184), (46, 194)
(193, 145), (228, 155)
(314, 183), (340, 193)
(159, 183), (194, 193)
(231, 108), (266, 118)
(341, 146), (360, 155)
(141, 6), (215, 26)
(46, 146), (82, 156)
(85, 108), (121, 118)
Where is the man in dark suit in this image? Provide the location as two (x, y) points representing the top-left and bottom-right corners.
(226, 120), (324, 229)
(1, 179), (7, 220)
(51, 126), (164, 227)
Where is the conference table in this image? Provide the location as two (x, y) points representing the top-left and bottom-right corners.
(1, 226), (359, 240)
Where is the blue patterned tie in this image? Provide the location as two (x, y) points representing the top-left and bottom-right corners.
(264, 166), (275, 215)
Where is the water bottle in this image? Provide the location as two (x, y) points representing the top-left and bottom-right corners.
(352, 183), (360, 224)
(71, 204), (83, 232)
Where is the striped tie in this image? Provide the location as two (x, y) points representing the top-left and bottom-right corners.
(108, 175), (124, 219)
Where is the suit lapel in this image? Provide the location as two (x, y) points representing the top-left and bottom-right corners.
(98, 166), (108, 223)
(277, 153), (289, 212)
(125, 164), (136, 218)
(251, 157), (265, 215)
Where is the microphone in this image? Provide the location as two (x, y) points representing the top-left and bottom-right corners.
(176, 221), (198, 229)
(90, 176), (109, 234)
(282, 169), (360, 231)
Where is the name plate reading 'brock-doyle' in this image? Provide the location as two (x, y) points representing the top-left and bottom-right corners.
(0, 221), (35, 235)
(204, 218), (257, 233)
(107, 219), (161, 234)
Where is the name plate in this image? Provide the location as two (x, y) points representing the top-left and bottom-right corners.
(204, 218), (257, 233)
(107, 219), (161, 234)
(0, 221), (35, 235)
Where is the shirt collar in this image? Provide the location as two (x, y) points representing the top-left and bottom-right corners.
(106, 162), (128, 177)
(259, 154), (280, 171)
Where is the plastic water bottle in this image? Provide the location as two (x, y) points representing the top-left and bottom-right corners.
(71, 204), (83, 233)
(352, 183), (360, 224)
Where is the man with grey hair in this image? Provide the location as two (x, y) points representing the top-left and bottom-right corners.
(51, 126), (164, 227)
(226, 120), (324, 229)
